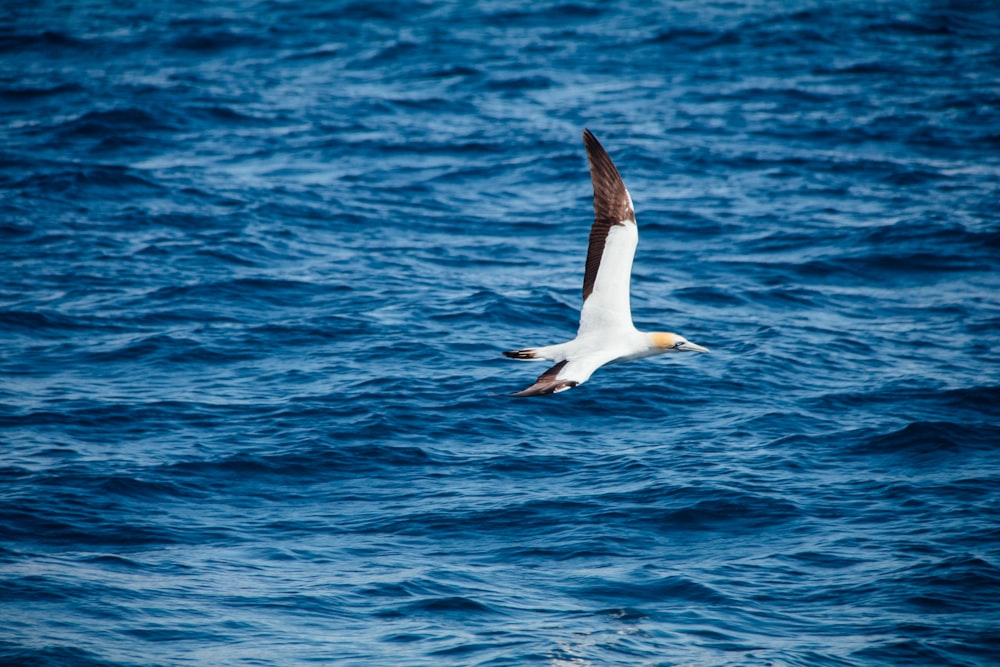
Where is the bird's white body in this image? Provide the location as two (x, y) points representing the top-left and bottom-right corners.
(504, 130), (708, 396)
(522, 330), (667, 386)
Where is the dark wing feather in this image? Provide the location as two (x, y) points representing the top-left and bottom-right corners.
(581, 129), (635, 300)
(510, 360), (579, 397)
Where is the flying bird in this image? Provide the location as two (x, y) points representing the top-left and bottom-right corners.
(504, 129), (709, 397)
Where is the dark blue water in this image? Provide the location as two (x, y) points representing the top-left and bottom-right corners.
(2, 1), (1000, 665)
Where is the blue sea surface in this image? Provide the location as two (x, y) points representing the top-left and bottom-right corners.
(2, 1), (1000, 665)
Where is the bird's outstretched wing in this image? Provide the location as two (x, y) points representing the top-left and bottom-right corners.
(509, 360), (579, 397)
(579, 129), (638, 335)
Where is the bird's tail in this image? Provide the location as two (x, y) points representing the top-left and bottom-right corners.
(503, 348), (542, 360)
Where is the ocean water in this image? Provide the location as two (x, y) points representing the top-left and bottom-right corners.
(2, 1), (999, 665)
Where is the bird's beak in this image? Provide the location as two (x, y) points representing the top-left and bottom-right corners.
(678, 341), (710, 353)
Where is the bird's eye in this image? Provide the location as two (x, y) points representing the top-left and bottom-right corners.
(673, 341), (685, 349)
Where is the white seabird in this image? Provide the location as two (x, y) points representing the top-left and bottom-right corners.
(504, 129), (709, 397)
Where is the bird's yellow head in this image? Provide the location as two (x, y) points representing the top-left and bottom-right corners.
(651, 332), (710, 353)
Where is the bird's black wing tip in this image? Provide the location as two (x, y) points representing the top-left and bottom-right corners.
(509, 380), (579, 398)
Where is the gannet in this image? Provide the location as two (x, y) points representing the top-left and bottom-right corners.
(504, 129), (709, 397)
